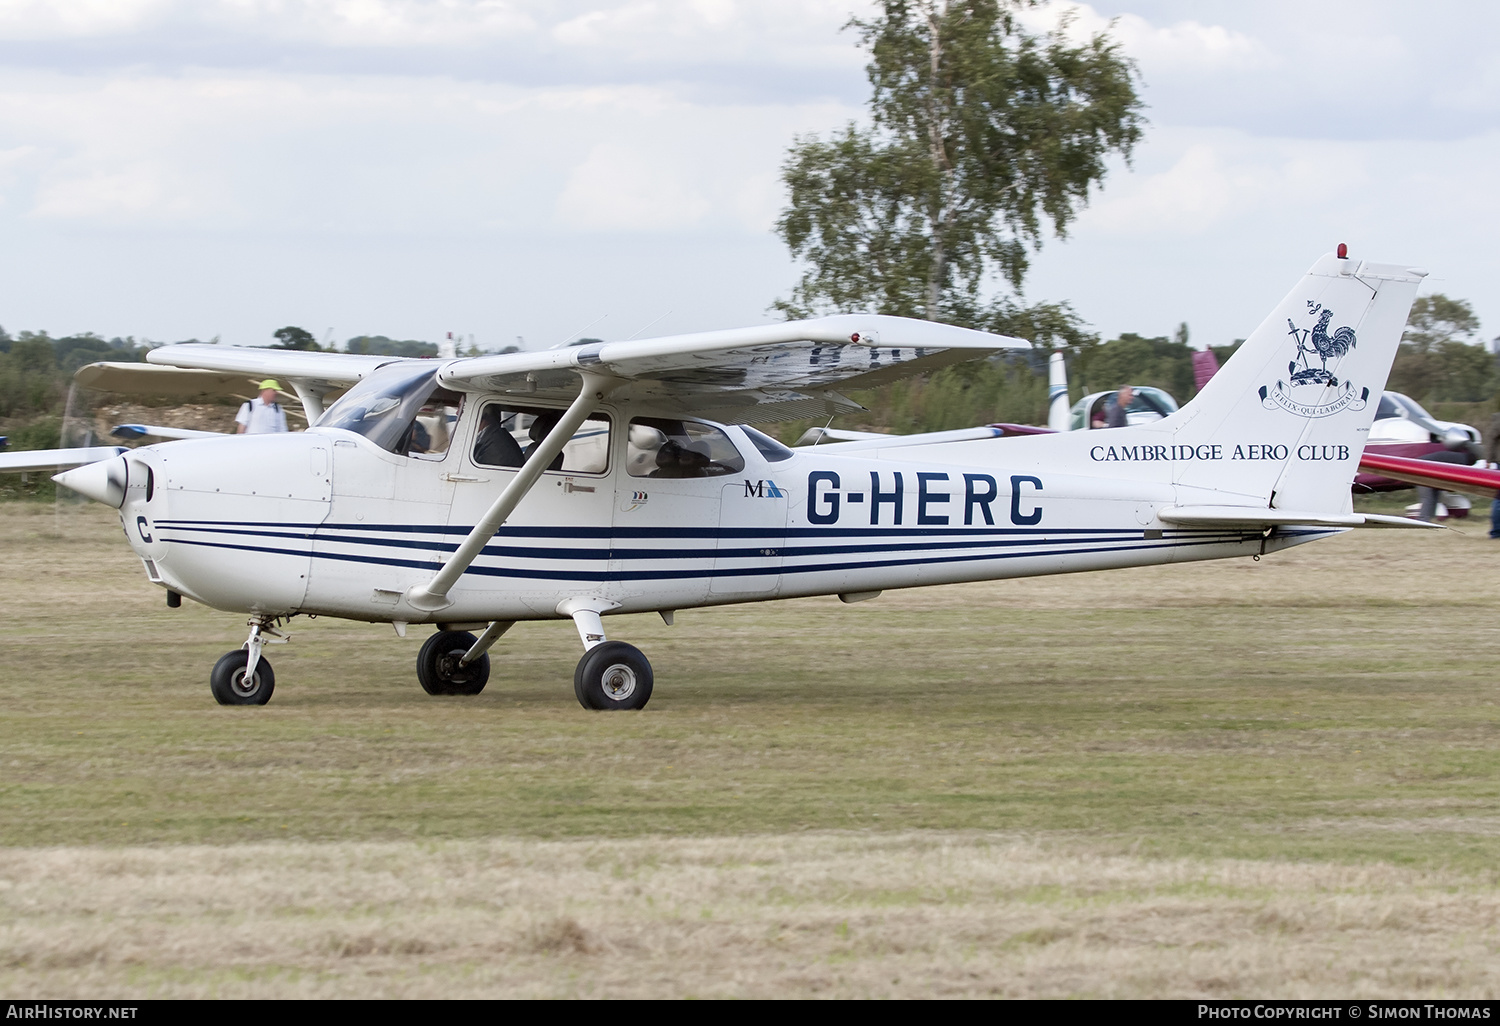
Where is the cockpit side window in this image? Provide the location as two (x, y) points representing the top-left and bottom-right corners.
(404, 392), (463, 460)
(471, 403), (611, 474)
(627, 417), (745, 478)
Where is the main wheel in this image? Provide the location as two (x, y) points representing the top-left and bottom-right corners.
(574, 642), (653, 711)
(210, 650), (276, 706)
(417, 631), (490, 695)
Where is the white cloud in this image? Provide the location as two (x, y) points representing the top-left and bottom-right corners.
(1079, 134), (1361, 237)
(31, 163), (211, 222)
(556, 142), (710, 231)
(1031, 3), (1272, 73)
(0, 0), (537, 44)
(0, 68), (850, 236)
(5, 2), (1500, 351)
(217, 0), (538, 47)
(0, 0), (172, 38)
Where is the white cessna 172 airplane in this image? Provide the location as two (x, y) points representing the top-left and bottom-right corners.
(1, 249), (1436, 710)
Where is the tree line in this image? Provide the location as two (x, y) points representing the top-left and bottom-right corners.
(7, 299), (1490, 452)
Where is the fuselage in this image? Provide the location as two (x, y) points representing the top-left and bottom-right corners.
(112, 396), (1326, 625)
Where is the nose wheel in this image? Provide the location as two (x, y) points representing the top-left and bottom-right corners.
(210, 616), (286, 705)
(210, 650), (276, 705)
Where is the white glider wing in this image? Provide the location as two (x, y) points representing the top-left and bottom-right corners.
(437, 315), (1028, 423)
(0, 446), (129, 473)
(144, 345), (396, 383)
(138, 345), (405, 416)
(76, 363), (275, 401)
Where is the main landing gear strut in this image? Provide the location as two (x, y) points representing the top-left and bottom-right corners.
(562, 600), (653, 711)
(393, 368), (650, 711)
(413, 607), (654, 710)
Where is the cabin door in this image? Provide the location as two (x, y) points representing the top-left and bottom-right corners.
(711, 478), (787, 597)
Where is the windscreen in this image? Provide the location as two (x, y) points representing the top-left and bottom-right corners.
(316, 363), (442, 453)
(740, 425), (794, 462)
(1131, 387), (1178, 416)
(1394, 393), (1435, 422)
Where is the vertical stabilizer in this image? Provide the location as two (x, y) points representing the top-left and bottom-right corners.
(1047, 351), (1070, 431)
(1167, 252), (1425, 510)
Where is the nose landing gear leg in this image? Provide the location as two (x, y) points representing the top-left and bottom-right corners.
(210, 616), (287, 706)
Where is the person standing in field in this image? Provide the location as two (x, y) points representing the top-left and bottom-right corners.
(1486, 412), (1500, 539)
(1105, 385), (1134, 428)
(236, 380), (289, 434)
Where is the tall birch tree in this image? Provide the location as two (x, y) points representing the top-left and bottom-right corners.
(775, 0), (1144, 333)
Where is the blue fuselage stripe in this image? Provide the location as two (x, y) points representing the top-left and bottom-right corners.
(159, 530), (1254, 584)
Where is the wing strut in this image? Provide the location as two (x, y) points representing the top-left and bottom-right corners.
(404, 371), (617, 612)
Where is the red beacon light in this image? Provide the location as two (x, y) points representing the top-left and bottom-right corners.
(1337, 242), (1348, 259)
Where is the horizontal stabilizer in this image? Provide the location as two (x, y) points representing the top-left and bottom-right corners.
(1157, 505), (1440, 530)
(0, 446), (129, 473)
(1358, 452), (1500, 500)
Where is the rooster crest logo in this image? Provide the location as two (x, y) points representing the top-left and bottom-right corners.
(1258, 301), (1369, 418)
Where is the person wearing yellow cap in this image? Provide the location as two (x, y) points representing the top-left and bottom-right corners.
(235, 379), (289, 434)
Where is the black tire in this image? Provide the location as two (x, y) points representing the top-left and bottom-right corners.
(210, 650), (275, 706)
(417, 631), (490, 696)
(574, 642), (653, 711)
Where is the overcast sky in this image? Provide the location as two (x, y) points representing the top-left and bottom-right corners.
(1, 0), (1497, 351)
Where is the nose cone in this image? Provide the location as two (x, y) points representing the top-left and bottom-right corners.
(53, 456), (127, 507)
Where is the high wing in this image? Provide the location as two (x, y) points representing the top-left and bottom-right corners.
(1359, 452), (1500, 500)
(436, 315), (1028, 423)
(96, 317), (1022, 424)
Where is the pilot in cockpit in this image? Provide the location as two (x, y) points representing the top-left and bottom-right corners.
(652, 440), (711, 478)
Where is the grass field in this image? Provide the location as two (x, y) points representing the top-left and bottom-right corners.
(2, 501), (1499, 997)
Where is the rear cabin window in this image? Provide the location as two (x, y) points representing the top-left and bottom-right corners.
(471, 403), (611, 474)
(627, 418), (745, 478)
